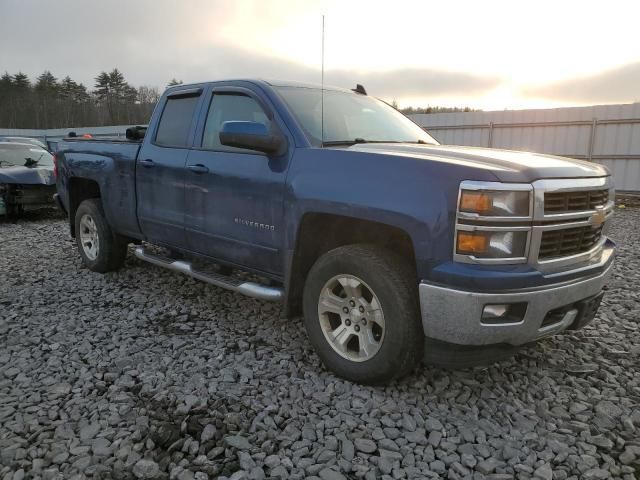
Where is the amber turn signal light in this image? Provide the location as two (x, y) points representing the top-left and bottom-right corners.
(457, 231), (489, 254)
(459, 191), (492, 215)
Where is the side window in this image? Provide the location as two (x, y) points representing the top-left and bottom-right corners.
(202, 93), (270, 151)
(155, 95), (200, 147)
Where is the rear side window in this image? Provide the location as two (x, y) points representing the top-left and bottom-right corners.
(155, 95), (200, 147)
(202, 93), (270, 151)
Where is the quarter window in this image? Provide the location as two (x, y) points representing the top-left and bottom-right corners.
(155, 95), (200, 147)
(202, 94), (270, 151)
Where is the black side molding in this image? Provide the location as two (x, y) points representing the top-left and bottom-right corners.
(167, 87), (203, 98)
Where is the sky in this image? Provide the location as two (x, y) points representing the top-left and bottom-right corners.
(1, 0), (639, 110)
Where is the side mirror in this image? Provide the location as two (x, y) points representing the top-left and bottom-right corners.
(219, 121), (283, 155)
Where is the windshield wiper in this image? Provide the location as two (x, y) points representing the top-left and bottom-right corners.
(322, 138), (407, 147)
(322, 138), (370, 147)
(0, 160), (15, 167)
(322, 138), (433, 147)
(24, 152), (45, 168)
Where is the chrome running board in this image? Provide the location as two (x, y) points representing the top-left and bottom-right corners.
(134, 246), (283, 301)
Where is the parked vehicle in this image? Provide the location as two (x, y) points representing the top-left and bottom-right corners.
(0, 136), (49, 151)
(55, 80), (615, 384)
(0, 142), (56, 218)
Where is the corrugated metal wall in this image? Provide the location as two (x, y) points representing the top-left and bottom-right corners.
(410, 103), (640, 192)
(3, 104), (640, 191)
(0, 125), (131, 151)
(0, 125), (130, 138)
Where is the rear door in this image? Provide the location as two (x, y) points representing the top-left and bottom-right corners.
(136, 88), (203, 246)
(184, 86), (289, 275)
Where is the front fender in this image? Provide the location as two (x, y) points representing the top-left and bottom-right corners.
(283, 148), (499, 280)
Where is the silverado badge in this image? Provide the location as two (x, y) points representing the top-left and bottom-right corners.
(234, 217), (275, 232)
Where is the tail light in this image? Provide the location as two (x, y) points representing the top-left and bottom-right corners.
(53, 153), (58, 179)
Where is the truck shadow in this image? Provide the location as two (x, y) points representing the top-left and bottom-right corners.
(0, 207), (64, 224)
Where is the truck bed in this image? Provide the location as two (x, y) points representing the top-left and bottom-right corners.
(56, 139), (142, 238)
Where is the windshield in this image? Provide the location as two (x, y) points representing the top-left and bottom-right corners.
(276, 86), (438, 147)
(0, 143), (53, 168)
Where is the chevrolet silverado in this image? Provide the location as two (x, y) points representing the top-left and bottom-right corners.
(55, 80), (615, 384)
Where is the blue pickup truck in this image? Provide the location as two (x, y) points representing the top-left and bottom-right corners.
(55, 79), (615, 384)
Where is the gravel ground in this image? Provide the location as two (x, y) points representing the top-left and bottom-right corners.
(1, 208), (639, 480)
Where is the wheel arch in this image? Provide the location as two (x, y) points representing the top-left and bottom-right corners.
(67, 177), (101, 237)
(284, 212), (418, 317)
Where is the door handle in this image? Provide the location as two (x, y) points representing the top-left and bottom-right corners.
(187, 164), (209, 174)
(140, 159), (155, 168)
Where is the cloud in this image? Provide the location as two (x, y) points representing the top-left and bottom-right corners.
(0, 0), (498, 101)
(526, 62), (640, 103)
(147, 45), (499, 99)
(327, 68), (498, 98)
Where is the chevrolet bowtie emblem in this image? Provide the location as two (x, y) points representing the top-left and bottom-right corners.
(591, 207), (606, 226)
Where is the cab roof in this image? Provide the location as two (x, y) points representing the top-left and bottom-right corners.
(165, 79), (354, 94)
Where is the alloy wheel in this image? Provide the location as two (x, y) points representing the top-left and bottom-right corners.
(317, 274), (386, 362)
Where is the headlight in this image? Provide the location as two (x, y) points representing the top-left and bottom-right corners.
(455, 181), (533, 264)
(459, 190), (530, 217)
(456, 230), (528, 259)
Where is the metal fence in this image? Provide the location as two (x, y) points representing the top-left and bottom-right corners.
(0, 125), (131, 152)
(410, 103), (640, 192)
(4, 103), (640, 192)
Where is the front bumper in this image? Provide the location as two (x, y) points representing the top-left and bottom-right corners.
(419, 253), (614, 346)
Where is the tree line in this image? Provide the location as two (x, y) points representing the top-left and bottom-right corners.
(399, 105), (479, 115)
(0, 69), (172, 129)
(0, 69), (476, 129)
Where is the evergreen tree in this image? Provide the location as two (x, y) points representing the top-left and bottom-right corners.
(0, 73), (14, 127)
(108, 68), (127, 96)
(0, 72), (14, 89)
(12, 72), (31, 89)
(35, 71), (58, 91)
(94, 71), (111, 101)
(33, 71), (60, 127)
(9, 73), (32, 127)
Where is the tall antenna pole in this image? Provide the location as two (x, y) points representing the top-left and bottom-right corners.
(321, 15), (325, 146)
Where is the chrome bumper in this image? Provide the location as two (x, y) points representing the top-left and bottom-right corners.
(419, 259), (614, 346)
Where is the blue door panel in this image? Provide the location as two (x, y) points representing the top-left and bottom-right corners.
(184, 150), (286, 273)
(135, 87), (205, 246)
(136, 143), (189, 246)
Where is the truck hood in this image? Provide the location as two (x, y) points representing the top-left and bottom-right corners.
(346, 143), (609, 183)
(0, 166), (55, 186)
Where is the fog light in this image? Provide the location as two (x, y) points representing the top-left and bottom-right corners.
(481, 302), (527, 325)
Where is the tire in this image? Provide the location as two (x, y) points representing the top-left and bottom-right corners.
(303, 244), (423, 384)
(74, 199), (128, 273)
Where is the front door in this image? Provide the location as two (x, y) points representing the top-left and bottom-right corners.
(184, 88), (288, 275)
(136, 89), (202, 246)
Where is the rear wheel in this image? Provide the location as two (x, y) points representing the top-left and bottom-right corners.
(303, 244), (423, 384)
(75, 199), (127, 272)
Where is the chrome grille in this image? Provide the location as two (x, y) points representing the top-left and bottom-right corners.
(544, 189), (608, 214)
(539, 225), (604, 260)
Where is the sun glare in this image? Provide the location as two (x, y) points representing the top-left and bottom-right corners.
(214, 0), (640, 109)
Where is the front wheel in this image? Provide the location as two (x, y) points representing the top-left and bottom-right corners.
(303, 244), (423, 384)
(75, 199), (128, 273)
